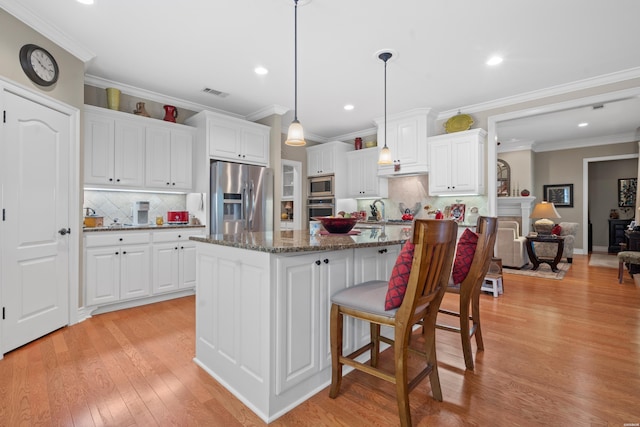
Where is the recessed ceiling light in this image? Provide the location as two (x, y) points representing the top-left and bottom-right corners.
(486, 56), (503, 66)
(76, 0), (94, 4)
(578, 122), (589, 127)
(254, 66), (268, 75)
(344, 104), (354, 111)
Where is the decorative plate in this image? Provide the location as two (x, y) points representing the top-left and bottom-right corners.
(444, 113), (474, 133)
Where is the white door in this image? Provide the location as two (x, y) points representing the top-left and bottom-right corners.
(1, 91), (70, 354)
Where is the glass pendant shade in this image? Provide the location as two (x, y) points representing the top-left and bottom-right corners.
(285, 119), (306, 146)
(378, 146), (392, 165)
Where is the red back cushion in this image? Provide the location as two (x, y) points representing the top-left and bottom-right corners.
(451, 228), (479, 284)
(384, 241), (415, 310)
(552, 224), (562, 235)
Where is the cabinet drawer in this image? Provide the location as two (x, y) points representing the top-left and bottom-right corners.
(85, 232), (151, 248)
(152, 228), (204, 243)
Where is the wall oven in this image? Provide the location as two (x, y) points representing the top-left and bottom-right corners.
(307, 197), (335, 218)
(308, 175), (334, 198)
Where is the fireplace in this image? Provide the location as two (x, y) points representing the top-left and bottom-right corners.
(497, 196), (536, 235)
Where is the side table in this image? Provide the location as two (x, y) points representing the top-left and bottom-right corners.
(525, 235), (565, 272)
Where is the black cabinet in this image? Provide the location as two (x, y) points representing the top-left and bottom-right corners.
(608, 219), (632, 253)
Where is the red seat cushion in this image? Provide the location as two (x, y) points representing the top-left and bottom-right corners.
(384, 241), (415, 310)
(451, 228), (479, 284)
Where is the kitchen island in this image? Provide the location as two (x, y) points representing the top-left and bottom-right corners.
(191, 225), (411, 422)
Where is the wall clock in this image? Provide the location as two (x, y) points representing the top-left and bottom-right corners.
(19, 44), (59, 87)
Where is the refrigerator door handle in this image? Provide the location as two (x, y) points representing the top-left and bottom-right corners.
(248, 180), (255, 230)
(242, 184), (249, 230)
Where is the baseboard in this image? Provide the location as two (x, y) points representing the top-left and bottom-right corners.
(79, 289), (195, 319)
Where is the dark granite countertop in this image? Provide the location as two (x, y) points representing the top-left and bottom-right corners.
(191, 225), (414, 254)
(83, 224), (206, 232)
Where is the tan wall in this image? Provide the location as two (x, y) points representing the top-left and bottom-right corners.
(533, 142), (638, 249)
(499, 150), (534, 196)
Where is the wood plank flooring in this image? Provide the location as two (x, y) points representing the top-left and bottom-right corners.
(0, 254), (639, 426)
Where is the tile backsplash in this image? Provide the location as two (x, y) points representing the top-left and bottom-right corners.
(84, 190), (187, 225)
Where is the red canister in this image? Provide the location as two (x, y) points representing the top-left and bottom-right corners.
(354, 137), (362, 150)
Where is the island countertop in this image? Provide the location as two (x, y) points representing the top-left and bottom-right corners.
(190, 225), (412, 253)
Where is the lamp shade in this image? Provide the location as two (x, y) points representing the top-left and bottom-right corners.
(378, 145), (392, 165)
(285, 120), (305, 146)
(530, 201), (561, 219)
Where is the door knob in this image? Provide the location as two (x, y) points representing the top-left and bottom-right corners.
(58, 228), (71, 235)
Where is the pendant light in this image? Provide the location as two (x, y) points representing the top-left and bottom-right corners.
(377, 51), (393, 164)
(285, 0), (306, 146)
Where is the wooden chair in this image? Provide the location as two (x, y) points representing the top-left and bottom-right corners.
(436, 216), (499, 371)
(329, 219), (458, 427)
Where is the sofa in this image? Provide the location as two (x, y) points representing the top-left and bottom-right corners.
(532, 222), (578, 263)
(494, 220), (529, 269)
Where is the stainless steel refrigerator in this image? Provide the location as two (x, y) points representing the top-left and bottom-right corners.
(210, 161), (274, 234)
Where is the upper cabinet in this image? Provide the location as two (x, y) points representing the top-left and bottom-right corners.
(374, 108), (436, 177)
(346, 148), (388, 198)
(427, 128), (487, 196)
(84, 110), (145, 188)
(145, 127), (193, 191)
(306, 141), (352, 177)
(204, 113), (269, 166)
(84, 105), (195, 192)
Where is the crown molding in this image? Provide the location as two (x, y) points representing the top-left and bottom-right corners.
(1, 0), (95, 62)
(246, 105), (289, 122)
(533, 131), (637, 153)
(437, 67), (640, 120)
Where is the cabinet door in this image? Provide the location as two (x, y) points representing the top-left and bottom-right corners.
(450, 136), (477, 191)
(395, 119), (420, 165)
(145, 127), (172, 188)
(346, 152), (363, 197)
(275, 253), (321, 394)
(114, 119), (145, 187)
(120, 244), (151, 300)
(85, 246), (120, 306)
(170, 128), (193, 189)
(152, 242), (180, 294)
(84, 113), (115, 185)
(428, 140), (452, 194)
(319, 250), (353, 370)
(241, 127), (269, 165)
(307, 149), (323, 176)
(320, 147), (335, 175)
(179, 241), (197, 288)
(209, 119), (241, 160)
(361, 149), (382, 196)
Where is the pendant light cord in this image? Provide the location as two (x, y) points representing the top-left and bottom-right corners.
(384, 55), (387, 149)
(294, 0), (299, 121)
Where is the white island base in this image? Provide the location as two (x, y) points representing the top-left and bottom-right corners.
(192, 229), (406, 422)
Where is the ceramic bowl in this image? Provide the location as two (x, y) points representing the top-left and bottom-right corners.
(314, 216), (358, 234)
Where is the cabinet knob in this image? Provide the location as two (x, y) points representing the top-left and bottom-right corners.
(109, 178), (113, 182)
(378, 249), (387, 254)
(166, 182), (171, 185)
(315, 260), (321, 265)
(175, 247), (178, 250)
(123, 251), (127, 255)
(178, 235), (182, 238)
(116, 179), (120, 182)
(323, 259), (329, 264)
(172, 183), (176, 186)
(180, 246), (184, 250)
(119, 238), (123, 241)
(115, 251), (119, 255)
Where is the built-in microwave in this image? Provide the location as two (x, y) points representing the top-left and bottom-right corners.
(308, 175), (334, 197)
(307, 197), (335, 218)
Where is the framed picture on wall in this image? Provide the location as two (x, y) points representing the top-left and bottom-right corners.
(543, 183), (573, 208)
(618, 178), (637, 207)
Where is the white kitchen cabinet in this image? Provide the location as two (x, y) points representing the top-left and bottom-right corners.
(84, 110), (145, 187)
(151, 229), (203, 294)
(352, 243), (401, 348)
(145, 126), (194, 191)
(84, 232), (151, 306)
(306, 141), (352, 177)
(205, 113), (270, 166)
(427, 128), (487, 196)
(275, 249), (353, 393)
(374, 108), (436, 177)
(346, 148), (388, 198)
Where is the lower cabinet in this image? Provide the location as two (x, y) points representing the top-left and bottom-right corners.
(85, 232), (151, 306)
(84, 228), (204, 309)
(275, 250), (353, 394)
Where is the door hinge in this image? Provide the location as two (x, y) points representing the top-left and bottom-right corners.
(2, 307), (5, 320)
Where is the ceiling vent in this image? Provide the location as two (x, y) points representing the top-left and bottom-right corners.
(202, 87), (229, 98)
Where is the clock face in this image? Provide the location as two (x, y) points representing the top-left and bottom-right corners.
(19, 44), (59, 86)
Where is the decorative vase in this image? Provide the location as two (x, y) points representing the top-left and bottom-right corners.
(133, 102), (150, 117)
(520, 189), (530, 196)
(163, 105), (178, 122)
(354, 137), (362, 150)
(106, 87), (121, 111)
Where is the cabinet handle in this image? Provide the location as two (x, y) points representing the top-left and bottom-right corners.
(119, 238), (123, 241)
(178, 235), (182, 238)
(166, 182), (170, 185)
(116, 178), (120, 182)
(378, 249), (387, 254)
(180, 246), (184, 250)
(315, 260), (321, 265)
(172, 183), (176, 186)
(115, 251), (119, 255)
(122, 251), (127, 255)
(175, 247), (178, 250)
(323, 259), (329, 264)
(109, 178), (113, 182)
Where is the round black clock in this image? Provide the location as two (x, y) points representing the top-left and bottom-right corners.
(19, 44), (59, 87)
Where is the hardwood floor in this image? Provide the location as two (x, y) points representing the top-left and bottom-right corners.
(1, 254), (639, 426)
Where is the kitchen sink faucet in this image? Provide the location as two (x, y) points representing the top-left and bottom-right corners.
(373, 199), (385, 222)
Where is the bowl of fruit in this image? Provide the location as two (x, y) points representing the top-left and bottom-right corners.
(314, 212), (358, 234)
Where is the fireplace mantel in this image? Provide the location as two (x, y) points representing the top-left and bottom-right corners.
(497, 196), (537, 235)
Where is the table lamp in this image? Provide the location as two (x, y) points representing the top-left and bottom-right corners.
(530, 201), (561, 234)
(285, 201), (293, 220)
